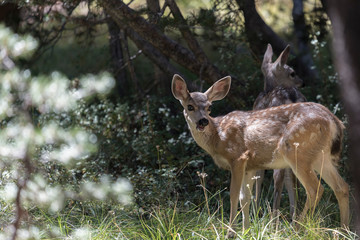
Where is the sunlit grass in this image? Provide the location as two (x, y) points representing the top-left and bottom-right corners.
(0, 193), (357, 239)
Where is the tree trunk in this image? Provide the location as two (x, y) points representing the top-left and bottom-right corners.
(125, 26), (179, 77)
(100, 0), (226, 84)
(236, 0), (316, 81)
(106, 17), (128, 97)
(166, 0), (209, 65)
(327, 0), (360, 230)
(292, 0), (318, 83)
(120, 29), (142, 96)
(146, 0), (171, 95)
(236, 0), (287, 56)
(101, 0), (247, 107)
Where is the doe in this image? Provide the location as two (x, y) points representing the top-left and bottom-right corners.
(253, 44), (307, 219)
(172, 74), (349, 238)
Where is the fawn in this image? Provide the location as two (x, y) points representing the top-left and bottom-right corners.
(253, 44), (306, 219)
(172, 74), (349, 238)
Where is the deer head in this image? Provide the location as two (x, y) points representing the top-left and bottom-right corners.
(171, 74), (231, 132)
(262, 44), (303, 91)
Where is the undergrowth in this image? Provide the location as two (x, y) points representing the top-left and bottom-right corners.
(0, 190), (357, 240)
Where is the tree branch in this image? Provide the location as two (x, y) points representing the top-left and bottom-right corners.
(100, 0), (236, 85)
(120, 29), (142, 95)
(125, 26), (179, 76)
(106, 17), (128, 96)
(166, 0), (208, 64)
(236, 0), (317, 81)
(146, 0), (173, 94)
(236, 0), (287, 56)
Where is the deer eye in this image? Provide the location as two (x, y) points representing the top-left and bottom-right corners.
(187, 105), (195, 111)
(290, 72), (296, 78)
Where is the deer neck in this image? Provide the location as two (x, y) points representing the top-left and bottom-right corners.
(184, 110), (248, 170)
(264, 75), (277, 92)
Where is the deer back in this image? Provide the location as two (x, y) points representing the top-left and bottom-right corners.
(253, 86), (306, 110)
(172, 74), (343, 171)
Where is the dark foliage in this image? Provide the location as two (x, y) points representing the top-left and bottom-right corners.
(3, 0), (349, 217)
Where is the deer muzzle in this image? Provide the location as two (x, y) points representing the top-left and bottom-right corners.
(197, 118), (209, 131)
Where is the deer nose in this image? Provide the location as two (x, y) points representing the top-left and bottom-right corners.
(296, 78), (305, 88)
(198, 118), (209, 127)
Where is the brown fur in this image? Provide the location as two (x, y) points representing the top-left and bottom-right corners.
(172, 74), (349, 238)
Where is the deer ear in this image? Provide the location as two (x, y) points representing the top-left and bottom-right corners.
(277, 44), (290, 67)
(205, 76), (231, 102)
(172, 74), (190, 101)
(263, 44), (273, 63)
(261, 44), (273, 72)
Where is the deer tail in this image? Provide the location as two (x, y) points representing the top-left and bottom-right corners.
(331, 116), (345, 164)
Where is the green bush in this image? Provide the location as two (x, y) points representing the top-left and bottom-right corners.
(71, 97), (222, 208)
(0, 25), (132, 239)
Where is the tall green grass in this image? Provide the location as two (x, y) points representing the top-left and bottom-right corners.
(0, 191), (357, 239)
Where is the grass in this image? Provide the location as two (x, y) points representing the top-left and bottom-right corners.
(0, 191), (357, 240)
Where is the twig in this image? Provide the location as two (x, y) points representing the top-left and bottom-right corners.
(197, 171), (211, 217)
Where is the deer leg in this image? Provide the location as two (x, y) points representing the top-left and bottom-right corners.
(240, 169), (256, 231)
(255, 170), (264, 211)
(284, 168), (297, 220)
(227, 152), (249, 238)
(228, 167), (243, 238)
(291, 166), (324, 223)
(314, 160), (349, 228)
(273, 169), (285, 214)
